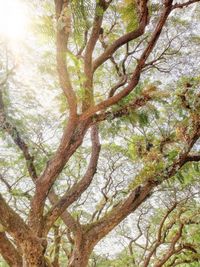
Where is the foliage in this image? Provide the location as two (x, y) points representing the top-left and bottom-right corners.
(0, 0), (200, 266)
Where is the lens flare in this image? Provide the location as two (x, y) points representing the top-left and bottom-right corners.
(0, 0), (28, 40)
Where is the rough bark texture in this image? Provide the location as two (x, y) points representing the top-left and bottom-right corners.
(68, 236), (94, 267)
(22, 243), (47, 267)
(0, 232), (22, 267)
(0, 0), (200, 266)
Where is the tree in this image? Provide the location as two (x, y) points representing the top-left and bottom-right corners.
(107, 182), (200, 267)
(0, 0), (200, 266)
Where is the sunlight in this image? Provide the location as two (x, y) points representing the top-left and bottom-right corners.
(0, 0), (28, 40)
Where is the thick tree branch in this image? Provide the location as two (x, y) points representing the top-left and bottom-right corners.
(52, 226), (61, 267)
(94, 93), (152, 123)
(92, 0), (149, 72)
(0, 76), (85, 237)
(0, 193), (48, 265)
(0, 194), (36, 246)
(80, 1), (173, 120)
(82, 0), (110, 110)
(185, 154), (200, 162)
(55, 0), (77, 116)
(0, 232), (22, 267)
(44, 125), (101, 233)
(48, 190), (81, 236)
(28, 2), (112, 229)
(0, 194), (27, 238)
(29, 117), (90, 235)
(84, 118), (200, 245)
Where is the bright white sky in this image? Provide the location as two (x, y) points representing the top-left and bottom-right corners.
(0, 0), (28, 40)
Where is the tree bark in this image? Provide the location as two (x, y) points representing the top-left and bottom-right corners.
(0, 232), (22, 267)
(22, 244), (47, 267)
(68, 250), (90, 267)
(68, 236), (94, 267)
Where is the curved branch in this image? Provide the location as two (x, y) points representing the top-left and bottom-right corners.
(0, 194), (31, 244)
(55, 0), (77, 115)
(80, 1), (173, 120)
(29, 117), (90, 234)
(0, 79), (86, 237)
(92, 0), (149, 72)
(44, 125), (101, 233)
(0, 90), (37, 180)
(153, 224), (184, 267)
(82, 0), (110, 110)
(83, 118), (200, 245)
(94, 93), (152, 123)
(185, 154), (200, 163)
(143, 202), (178, 267)
(172, 0), (200, 9)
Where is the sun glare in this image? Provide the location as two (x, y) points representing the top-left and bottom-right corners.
(0, 0), (28, 40)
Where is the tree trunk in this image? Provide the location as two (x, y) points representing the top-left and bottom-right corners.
(22, 253), (47, 267)
(22, 237), (47, 267)
(68, 248), (90, 267)
(67, 237), (94, 267)
(0, 232), (22, 267)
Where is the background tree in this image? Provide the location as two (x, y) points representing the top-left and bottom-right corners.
(0, 0), (200, 266)
(106, 181), (200, 267)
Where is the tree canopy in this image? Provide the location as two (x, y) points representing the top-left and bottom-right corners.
(0, 0), (200, 266)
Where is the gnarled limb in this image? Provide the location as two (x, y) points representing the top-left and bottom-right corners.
(92, 0), (150, 72)
(29, 117), (90, 235)
(44, 125), (101, 233)
(1, 77), (93, 239)
(0, 90), (37, 180)
(142, 202), (178, 267)
(0, 194), (46, 266)
(82, 0), (111, 110)
(0, 231), (22, 267)
(82, 118), (200, 246)
(0, 76), (86, 238)
(153, 224), (184, 267)
(81, 1), (173, 120)
(52, 226), (61, 267)
(185, 154), (200, 162)
(172, 0), (200, 9)
(55, 0), (77, 116)
(94, 93), (152, 123)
